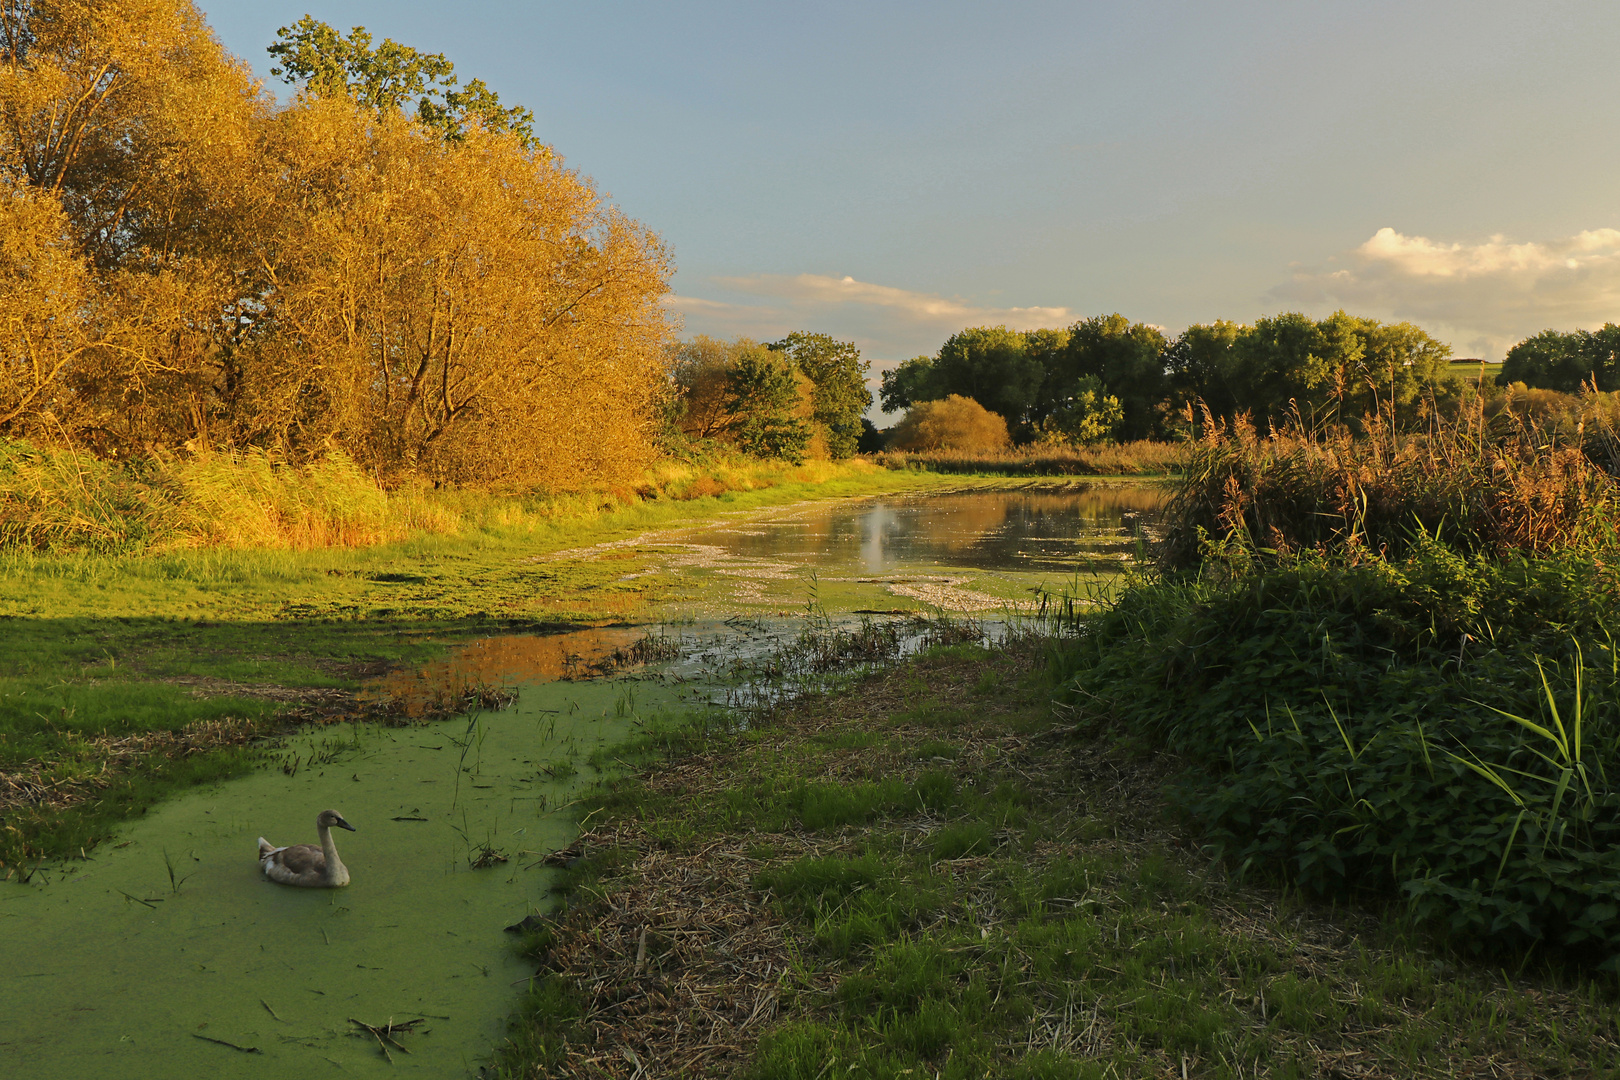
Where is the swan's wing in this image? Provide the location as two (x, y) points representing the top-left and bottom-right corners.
(267, 843), (325, 876)
(258, 837), (281, 859)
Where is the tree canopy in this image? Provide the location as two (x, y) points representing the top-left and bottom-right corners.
(877, 310), (1461, 448)
(268, 16), (538, 147)
(0, 1), (670, 488)
(1500, 326), (1620, 393)
(767, 332), (871, 459)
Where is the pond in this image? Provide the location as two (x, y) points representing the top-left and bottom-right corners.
(551, 482), (1167, 616)
(0, 482), (1164, 1077)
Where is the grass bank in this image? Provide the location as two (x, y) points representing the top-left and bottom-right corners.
(0, 456), (993, 875)
(490, 636), (1619, 1078)
(0, 438), (893, 556)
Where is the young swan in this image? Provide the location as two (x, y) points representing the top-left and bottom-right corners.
(257, 809), (356, 888)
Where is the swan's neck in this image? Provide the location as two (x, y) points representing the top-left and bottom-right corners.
(318, 824), (346, 880)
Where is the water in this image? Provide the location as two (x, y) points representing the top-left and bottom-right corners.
(0, 672), (679, 1077)
(681, 487), (1163, 575)
(0, 483), (1163, 1076)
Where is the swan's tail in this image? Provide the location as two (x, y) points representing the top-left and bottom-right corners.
(258, 837), (276, 859)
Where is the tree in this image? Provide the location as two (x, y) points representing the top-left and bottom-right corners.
(1057, 315), (1167, 440)
(931, 325), (1046, 426)
(268, 16), (537, 148)
(879, 355), (937, 413)
(0, 3), (674, 488)
(887, 395), (1009, 452)
(1164, 320), (1243, 422)
(1500, 326), (1620, 393)
(722, 346), (810, 461)
(669, 335), (748, 439)
(1037, 376), (1122, 445)
(768, 331), (871, 459)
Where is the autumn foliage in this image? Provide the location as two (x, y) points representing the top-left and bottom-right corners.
(887, 395), (1010, 452)
(0, 1), (671, 488)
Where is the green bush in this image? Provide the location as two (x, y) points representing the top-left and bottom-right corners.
(1055, 538), (1620, 966)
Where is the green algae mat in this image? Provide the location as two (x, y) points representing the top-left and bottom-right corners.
(0, 673), (677, 1077)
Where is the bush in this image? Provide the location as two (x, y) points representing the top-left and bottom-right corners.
(886, 395), (1009, 452)
(1054, 539), (1620, 966)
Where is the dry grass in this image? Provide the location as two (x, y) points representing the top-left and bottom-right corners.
(874, 440), (1184, 477)
(1159, 399), (1620, 569)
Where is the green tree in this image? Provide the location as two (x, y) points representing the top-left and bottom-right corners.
(879, 355), (937, 413)
(1164, 320), (1243, 423)
(268, 16), (537, 148)
(1500, 326), (1620, 393)
(1037, 375), (1122, 445)
(1057, 315), (1167, 440)
(930, 325), (1046, 426)
(768, 331), (871, 459)
(1227, 312), (1337, 424)
(723, 346), (811, 461)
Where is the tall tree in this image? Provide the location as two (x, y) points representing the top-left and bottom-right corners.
(879, 355), (937, 414)
(1058, 315), (1167, 440)
(930, 325), (1044, 426)
(1164, 320), (1242, 422)
(722, 345), (810, 461)
(268, 16), (537, 148)
(768, 331), (871, 459)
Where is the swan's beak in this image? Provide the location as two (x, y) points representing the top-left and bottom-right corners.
(335, 818), (357, 831)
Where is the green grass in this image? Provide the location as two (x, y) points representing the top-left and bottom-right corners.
(0, 466), (989, 872)
(491, 640), (1620, 1079)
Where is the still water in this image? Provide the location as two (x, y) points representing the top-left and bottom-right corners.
(678, 486), (1162, 574)
(0, 483), (1164, 1077)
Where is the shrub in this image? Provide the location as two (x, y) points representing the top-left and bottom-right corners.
(886, 395), (1009, 452)
(1055, 539), (1620, 966)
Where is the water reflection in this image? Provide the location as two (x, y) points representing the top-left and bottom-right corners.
(689, 485), (1165, 574)
(368, 626), (652, 714)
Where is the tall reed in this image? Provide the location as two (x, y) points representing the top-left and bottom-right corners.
(1159, 396), (1620, 570)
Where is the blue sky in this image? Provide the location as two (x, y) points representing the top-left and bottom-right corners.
(201, 1), (1620, 398)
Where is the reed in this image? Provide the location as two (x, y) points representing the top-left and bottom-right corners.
(873, 440), (1183, 477)
(1158, 396), (1620, 570)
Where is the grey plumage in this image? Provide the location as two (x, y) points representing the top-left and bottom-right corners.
(258, 809), (356, 888)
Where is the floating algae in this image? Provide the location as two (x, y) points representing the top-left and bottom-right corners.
(0, 668), (681, 1078)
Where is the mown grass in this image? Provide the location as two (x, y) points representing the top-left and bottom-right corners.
(491, 639), (1619, 1078)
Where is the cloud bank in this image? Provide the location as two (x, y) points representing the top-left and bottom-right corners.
(1273, 226), (1620, 359)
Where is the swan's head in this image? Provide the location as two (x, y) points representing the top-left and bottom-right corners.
(318, 809), (356, 832)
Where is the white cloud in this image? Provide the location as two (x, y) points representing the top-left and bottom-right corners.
(1273, 226), (1620, 359)
(710, 273), (1074, 329)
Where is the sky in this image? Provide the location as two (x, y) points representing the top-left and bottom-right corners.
(200, 1), (1620, 411)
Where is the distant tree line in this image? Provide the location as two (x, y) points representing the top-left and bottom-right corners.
(1499, 326), (1620, 393)
(0, 3), (670, 487)
(881, 312), (1458, 445)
